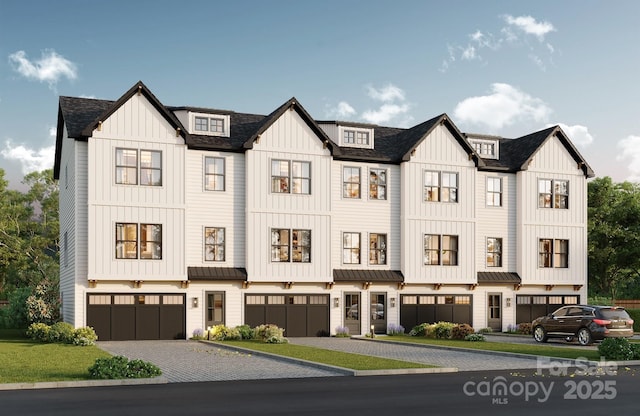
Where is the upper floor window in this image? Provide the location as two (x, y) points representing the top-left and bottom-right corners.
(369, 169), (387, 200)
(205, 157), (225, 191)
(192, 114), (229, 136)
(116, 223), (162, 260)
(424, 234), (458, 266)
(115, 148), (162, 186)
(369, 233), (387, 265)
(343, 232), (361, 264)
(538, 179), (568, 209)
(487, 177), (502, 207)
(204, 227), (225, 261)
(424, 171), (458, 203)
(271, 160), (311, 194)
(271, 228), (311, 262)
(486, 237), (502, 267)
(344, 130), (370, 146)
(343, 167), (361, 199)
(539, 239), (568, 268)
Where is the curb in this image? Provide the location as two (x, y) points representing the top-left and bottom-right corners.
(0, 376), (168, 391)
(202, 340), (458, 376)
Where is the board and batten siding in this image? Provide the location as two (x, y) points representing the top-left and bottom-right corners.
(245, 108), (332, 281)
(475, 172), (517, 273)
(185, 150), (245, 267)
(515, 135), (588, 286)
(86, 93), (187, 281)
(331, 162), (401, 270)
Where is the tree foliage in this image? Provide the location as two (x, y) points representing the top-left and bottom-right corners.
(588, 177), (640, 301)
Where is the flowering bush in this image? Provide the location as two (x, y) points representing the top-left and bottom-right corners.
(433, 321), (456, 339)
(72, 326), (98, 346)
(464, 333), (486, 342)
(25, 278), (60, 325)
(88, 356), (162, 379)
(208, 325), (241, 341)
(335, 326), (350, 337)
(386, 323), (405, 335)
(26, 322), (97, 346)
(191, 328), (205, 340)
(451, 323), (474, 340)
(235, 324), (253, 340)
(47, 321), (75, 343)
(253, 324), (288, 344)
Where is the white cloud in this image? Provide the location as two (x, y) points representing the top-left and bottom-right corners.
(324, 101), (357, 119)
(366, 84), (405, 102)
(1, 141), (55, 174)
(453, 83), (552, 131)
(503, 15), (556, 41)
(361, 103), (411, 125)
(461, 45), (477, 60)
(547, 123), (594, 148)
(8, 49), (77, 89)
(617, 135), (640, 181)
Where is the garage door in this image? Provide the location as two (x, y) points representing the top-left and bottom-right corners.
(400, 294), (472, 332)
(244, 294), (329, 337)
(87, 294), (185, 341)
(516, 294), (580, 324)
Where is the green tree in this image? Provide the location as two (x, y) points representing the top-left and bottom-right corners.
(588, 177), (640, 301)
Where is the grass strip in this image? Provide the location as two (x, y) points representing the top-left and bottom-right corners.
(221, 340), (435, 370)
(382, 335), (601, 361)
(0, 331), (111, 383)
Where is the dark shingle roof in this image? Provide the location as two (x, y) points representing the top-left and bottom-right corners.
(58, 96), (114, 139)
(333, 269), (404, 282)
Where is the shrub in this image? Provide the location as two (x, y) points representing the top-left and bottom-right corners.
(208, 325), (241, 341)
(26, 322), (50, 341)
(409, 323), (429, 337)
(3, 288), (31, 329)
(253, 324), (287, 344)
(48, 321), (75, 343)
(73, 326), (98, 346)
(335, 326), (350, 337)
(235, 324), (253, 340)
(517, 322), (532, 335)
(387, 323), (405, 335)
(25, 278), (60, 325)
(465, 333), (486, 342)
(433, 322), (456, 339)
(88, 356), (162, 379)
(598, 337), (640, 360)
(451, 323), (475, 340)
(477, 327), (493, 334)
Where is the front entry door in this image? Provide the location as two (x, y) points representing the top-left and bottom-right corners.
(206, 292), (225, 329)
(370, 292), (387, 334)
(488, 293), (502, 331)
(344, 292), (360, 335)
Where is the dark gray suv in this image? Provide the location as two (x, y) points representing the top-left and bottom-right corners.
(532, 305), (634, 346)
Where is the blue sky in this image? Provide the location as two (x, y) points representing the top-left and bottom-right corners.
(1, 0), (640, 188)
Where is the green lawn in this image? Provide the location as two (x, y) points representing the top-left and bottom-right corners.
(382, 335), (602, 361)
(220, 340), (435, 370)
(0, 329), (111, 384)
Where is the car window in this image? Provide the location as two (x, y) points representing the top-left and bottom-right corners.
(553, 307), (569, 317)
(599, 308), (631, 320)
(567, 307), (583, 316)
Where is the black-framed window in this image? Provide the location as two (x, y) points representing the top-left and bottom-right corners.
(205, 157), (225, 191)
(140, 150), (162, 186)
(369, 169), (387, 200)
(539, 239), (568, 268)
(271, 228), (311, 262)
(538, 179), (568, 209)
(369, 233), (387, 265)
(424, 234), (458, 266)
(292, 230), (311, 263)
(116, 223), (161, 260)
(424, 171), (458, 203)
(486, 237), (502, 267)
(115, 148), (138, 185)
(140, 224), (162, 259)
(116, 223), (138, 259)
(487, 177), (502, 207)
(343, 232), (361, 264)
(343, 167), (361, 198)
(205, 227), (225, 261)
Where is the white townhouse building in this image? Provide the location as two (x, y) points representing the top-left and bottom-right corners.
(53, 81), (594, 340)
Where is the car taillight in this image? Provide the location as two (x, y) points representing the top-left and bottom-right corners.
(628, 319), (634, 326)
(593, 319), (611, 326)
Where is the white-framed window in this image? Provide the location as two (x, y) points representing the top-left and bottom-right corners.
(204, 227), (225, 261)
(424, 171), (458, 203)
(369, 169), (387, 200)
(539, 239), (568, 268)
(486, 237), (502, 267)
(487, 177), (502, 207)
(271, 228), (311, 262)
(115, 148), (162, 186)
(271, 160), (310, 194)
(369, 233), (387, 265)
(538, 179), (569, 209)
(424, 234), (458, 266)
(343, 167), (361, 199)
(191, 113), (230, 136)
(343, 232), (361, 264)
(471, 140), (498, 159)
(115, 223), (162, 260)
(343, 129), (371, 146)
(205, 157), (225, 191)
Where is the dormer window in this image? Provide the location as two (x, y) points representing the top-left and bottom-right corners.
(338, 126), (374, 149)
(190, 112), (230, 137)
(469, 138), (499, 159)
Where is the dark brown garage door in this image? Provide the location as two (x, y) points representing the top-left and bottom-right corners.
(516, 294), (580, 324)
(400, 294), (472, 332)
(244, 294), (329, 337)
(87, 294), (185, 341)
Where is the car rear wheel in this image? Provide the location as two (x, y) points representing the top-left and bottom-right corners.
(533, 326), (548, 343)
(577, 328), (593, 346)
